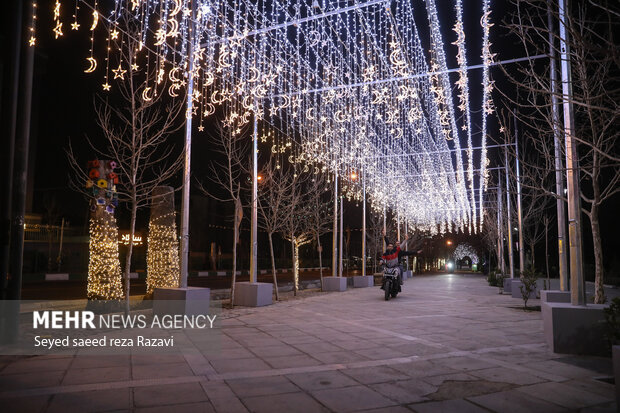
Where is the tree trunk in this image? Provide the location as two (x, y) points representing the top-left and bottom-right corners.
(124, 201), (137, 315)
(317, 233), (324, 291)
(591, 206), (606, 304)
(294, 241), (300, 295)
(545, 222), (549, 289)
(268, 231), (279, 300)
(230, 212), (238, 307)
(530, 241), (535, 270)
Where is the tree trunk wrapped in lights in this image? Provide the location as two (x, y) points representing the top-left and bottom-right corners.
(86, 159), (123, 301)
(146, 186), (180, 296)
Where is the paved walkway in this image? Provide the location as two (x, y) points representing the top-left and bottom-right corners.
(0, 273), (616, 412)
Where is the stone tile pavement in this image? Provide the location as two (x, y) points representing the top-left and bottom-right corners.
(0, 273), (616, 412)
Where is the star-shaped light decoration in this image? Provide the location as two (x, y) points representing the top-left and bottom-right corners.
(198, 125), (205, 132)
(71, 21), (80, 30)
(113, 65), (127, 80)
(53, 22), (63, 39)
(131, 63), (139, 71)
(102, 83), (111, 91)
(111, 29), (119, 40)
(28, 36), (36, 46)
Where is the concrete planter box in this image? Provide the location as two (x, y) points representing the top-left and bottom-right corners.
(153, 286), (211, 316)
(503, 277), (513, 293)
(352, 276), (374, 288)
(540, 290), (571, 303)
(403, 270), (412, 279)
(234, 282), (273, 307)
(542, 302), (608, 356)
(45, 273), (69, 281)
(613, 345), (620, 405)
(323, 276), (347, 292)
(511, 278), (559, 299)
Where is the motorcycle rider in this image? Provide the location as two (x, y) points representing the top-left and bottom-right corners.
(381, 229), (421, 286)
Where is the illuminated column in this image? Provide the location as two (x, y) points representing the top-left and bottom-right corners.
(332, 173), (338, 277)
(146, 186), (180, 296)
(362, 171), (366, 277)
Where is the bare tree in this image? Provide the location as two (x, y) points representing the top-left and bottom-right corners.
(481, 188), (501, 270)
(68, 20), (184, 311)
(305, 175), (333, 289)
(257, 159), (296, 300)
(281, 171), (327, 295)
(501, 0), (620, 303)
(197, 115), (249, 307)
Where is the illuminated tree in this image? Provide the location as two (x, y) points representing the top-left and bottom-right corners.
(85, 160), (123, 301)
(146, 186), (180, 297)
(281, 173), (327, 295)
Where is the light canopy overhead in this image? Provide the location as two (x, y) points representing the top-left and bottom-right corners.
(44, 0), (494, 234)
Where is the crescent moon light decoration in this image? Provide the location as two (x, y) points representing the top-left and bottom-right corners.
(52, 0), (493, 234)
(168, 67), (181, 83)
(142, 86), (153, 102)
(84, 57), (97, 73)
(168, 83), (180, 97)
(90, 11), (99, 31)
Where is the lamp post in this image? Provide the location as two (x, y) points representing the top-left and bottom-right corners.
(249, 106), (258, 283)
(558, 0), (585, 305)
(548, 2), (569, 291)
(514, 111), (525, 275)
(504, 150), (514, 279)
(179, 1), (195, 288)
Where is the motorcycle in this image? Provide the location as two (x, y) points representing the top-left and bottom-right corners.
(380, 265), (401, 300)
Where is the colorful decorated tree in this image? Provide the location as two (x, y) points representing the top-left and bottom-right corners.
(86, 160), (123, 301)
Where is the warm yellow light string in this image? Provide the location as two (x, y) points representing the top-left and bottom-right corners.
(146, 212), (180, 295)
(28, 1), (37, 46)
(87, 212), (124, 300)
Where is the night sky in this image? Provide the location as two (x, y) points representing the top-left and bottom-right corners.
(2, 0), (619, 276)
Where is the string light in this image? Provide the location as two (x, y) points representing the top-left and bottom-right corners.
(87, 213), (124, 300)
(479, 0), (494, 232)
(146, 221), (180, 295)
(28, 1), (37, 46)
(54, 0), (494, 234)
